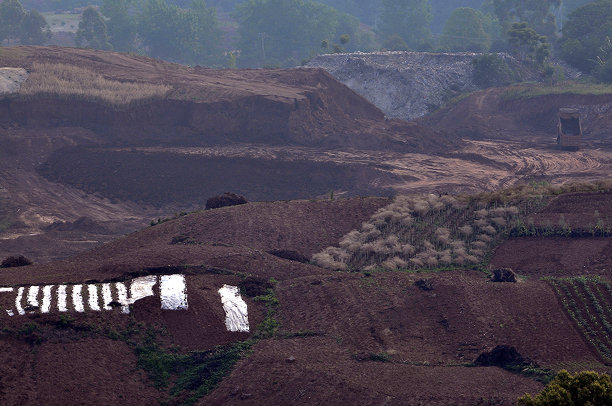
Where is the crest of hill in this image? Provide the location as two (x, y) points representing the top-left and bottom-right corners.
(0, 197), (389, 285)
(0, 46), (451, 152)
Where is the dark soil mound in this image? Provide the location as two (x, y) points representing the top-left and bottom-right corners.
(206, 193), (248, 210)
(475, 345), (526, 368)
(1, 255), (32, 268)
(491, 268), (517, 283)
(267, 249), (309, 263)
(414, 279), (434, 291)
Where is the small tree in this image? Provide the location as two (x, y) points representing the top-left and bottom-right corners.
(0, 0), (25, 45)
(440, 7), (491, 53)
(472, 53), (516, 87)
(20, 10), (51, 45)
(75, 6), (112, 50)
(508, 22), (550, 65)
(518, 370), (612, 405)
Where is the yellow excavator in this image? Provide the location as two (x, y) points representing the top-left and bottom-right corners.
(557, 108), (582, 150)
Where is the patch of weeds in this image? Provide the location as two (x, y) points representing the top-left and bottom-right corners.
(19, 322), (43, 345)
(170, 235), (198, 245)
(504, 364), (556, 384)
(353, 352), (392, 362)
(168, 341), (252, 405)
(277, 330), (319, 339)
(54, 314), (75, 329)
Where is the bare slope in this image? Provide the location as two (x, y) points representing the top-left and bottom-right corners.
(1, 190), (612, 405)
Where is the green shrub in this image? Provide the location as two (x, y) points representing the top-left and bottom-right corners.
(472, 54), (517, 88)
(518, 370), (612, 405)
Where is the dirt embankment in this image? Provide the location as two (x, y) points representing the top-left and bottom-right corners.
(0, 46), (447, 152)
(420, 87), (612, 147)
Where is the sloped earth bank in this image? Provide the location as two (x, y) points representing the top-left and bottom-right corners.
(2, 47), (612, 264)
(2, 195), (611, 404)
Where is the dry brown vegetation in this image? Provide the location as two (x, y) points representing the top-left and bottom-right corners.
(313, 180), (612, 271)
(17, 63), (172, 106)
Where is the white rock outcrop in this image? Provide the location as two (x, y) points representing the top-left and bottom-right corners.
(0, 67), (28, 94)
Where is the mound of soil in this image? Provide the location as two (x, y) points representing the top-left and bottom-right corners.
(491, 268), (517, 283)
(475, 345), (528, 368)
(205, 192), (248, 210)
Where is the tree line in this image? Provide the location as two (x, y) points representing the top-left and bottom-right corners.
(2, 0), (612, 82)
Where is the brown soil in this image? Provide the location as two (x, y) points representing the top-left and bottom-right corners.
(1, 47), (612, 404)
(491, 192), (612, 277)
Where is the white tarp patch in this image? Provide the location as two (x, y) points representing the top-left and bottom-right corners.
(1, 276), (251, 333)
(1, 274), (188, 316)
(218, 285), (250, 332)
(160, 274), (188, 310)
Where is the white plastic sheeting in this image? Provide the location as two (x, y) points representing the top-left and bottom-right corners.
(41, 285), (53, 313)
(160, 275), (188, 310)
(57, 285), (67, 312)
(0, 275), (253, 320)
(218, 285), (249, 332)
(72, 285), (84, 312)
(88, 284), (100, 311)
(130, 275), (157, 305)
(1, 274), (190, 316)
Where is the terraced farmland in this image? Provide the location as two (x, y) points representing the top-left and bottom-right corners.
(548, 277), (612, 364)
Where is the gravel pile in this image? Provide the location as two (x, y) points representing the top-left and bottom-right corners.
(307, 51), (574, 120)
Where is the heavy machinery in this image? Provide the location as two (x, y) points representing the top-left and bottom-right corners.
(557, 108), (582, 150)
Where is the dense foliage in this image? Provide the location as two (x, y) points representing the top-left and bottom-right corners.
(4, 0), (612, 78)
(233, 0), (362, 67)
(518, 370), (612, 405)
(377, 0), (432, 50)
(561, 0), (612, 75)
(439, 7), (490, 52)
(0, 0), (50, 45)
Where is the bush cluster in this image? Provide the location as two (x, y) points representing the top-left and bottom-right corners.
(1, 255), (32, 268)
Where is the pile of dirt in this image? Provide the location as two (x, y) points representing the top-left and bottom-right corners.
(474, 345), (528, 368)
(205, 192), (248, 210)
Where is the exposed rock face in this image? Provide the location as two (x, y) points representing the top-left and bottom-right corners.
(0, 68), (28, 94)
(308, 51), (561, 120)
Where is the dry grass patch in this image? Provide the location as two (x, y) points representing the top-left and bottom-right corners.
(313, 180), (612, 272)
(17, 63), (171, 106)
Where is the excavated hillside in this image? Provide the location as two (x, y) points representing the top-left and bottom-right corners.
(0, 46), (445, 151)
(307, 51), (579, 121)
(0, 46), (449, 262)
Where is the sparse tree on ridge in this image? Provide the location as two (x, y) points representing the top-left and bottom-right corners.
(377, 0), (432, 50)
(0, 0), (26, 45)
(20, 10), (51, 45)
(75, 6), (112, 50)
(439, 7), (491, 53)
(101, 0), (136, 52)
(508, 22), (550, 65)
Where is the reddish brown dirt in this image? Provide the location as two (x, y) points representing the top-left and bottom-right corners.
(491, 192), (612, 277)
(530, 191), (612, 228)
(420, 86), (612, 148)
(0, 191), (611, 404)
(490, 237), (612, 277)
(205, 336), (543, 406)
